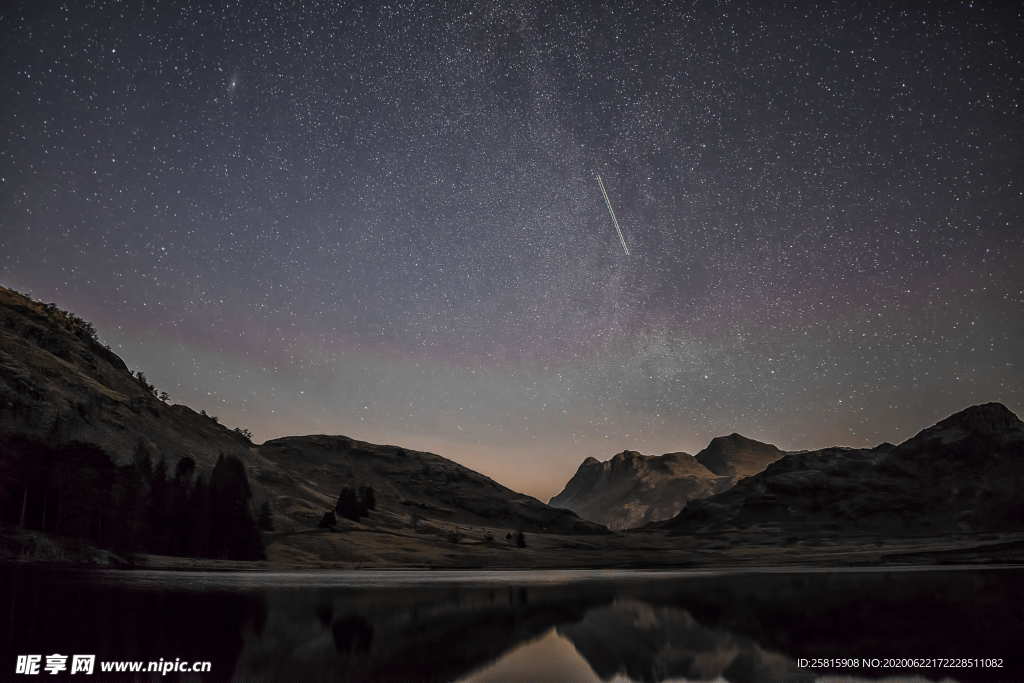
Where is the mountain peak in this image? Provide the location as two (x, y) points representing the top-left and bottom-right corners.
(611, 450), (643, 462)
(934, 402), (1021, 434)
(900, 402), (1024, 449)
(660, 451), (694, 461)
(710, 432), (750, 444)
(695, 433), (784, 478)
(551, 449), (719, 529)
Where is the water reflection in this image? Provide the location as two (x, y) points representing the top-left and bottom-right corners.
(2, 567), (1021, 682)
(557, 600), (803, 683)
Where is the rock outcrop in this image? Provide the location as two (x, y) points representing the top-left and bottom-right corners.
(550, 450), (725, 529)
(550, 433), (787, 530)
(664, 403), (1024, 535)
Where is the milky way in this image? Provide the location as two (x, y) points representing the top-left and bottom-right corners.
(2, 2), (1022, 498)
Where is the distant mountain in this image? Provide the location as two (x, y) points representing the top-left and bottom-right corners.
(549, 450), (721, 530)
(0, 286), (604, 560)
(550, 434), (787, 530)
(664, 403), (1024, 535)
(694, 433), (787, 480)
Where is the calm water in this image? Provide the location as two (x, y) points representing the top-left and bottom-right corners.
(2, 566), (1022, 682)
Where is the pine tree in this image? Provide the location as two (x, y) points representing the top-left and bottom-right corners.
(188, 475), (212, 557)
(174, 456), (196, 482)
(147, 456), (170, 554)
(335, 487), (362, 521)
(133, 441), (154, 483)
(50, 442), (115, 543)
(209, 454), (264, 560)
(258, 501), (274, 531)
(358, 485), (376, 512)
(168, 457), (196, 555)
(112, 464), (144, 554)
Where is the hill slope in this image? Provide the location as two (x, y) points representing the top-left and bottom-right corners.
(665, 403), (1024, 536)
(0, 286), (605, 557)
(0, 287), (253, 470)
(257, 435), (603, 535)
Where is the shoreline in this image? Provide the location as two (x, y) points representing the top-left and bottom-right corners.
(7, 524), (1024, 572)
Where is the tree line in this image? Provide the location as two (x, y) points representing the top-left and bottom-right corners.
(0, 436), (265, 561)
(318, 485), (377, 529)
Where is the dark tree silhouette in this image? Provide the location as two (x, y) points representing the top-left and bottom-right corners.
(188, 475), (212, 557)
(168, 456), (196, 555)
(258, 501), (274, 531)
(0, 436), (263, 562)
(335, 487), (363, 521)
(133, 441), (154, 484)
(209, 454), (265, 560)
(133, 371), (159, 397)
(111, 462), (145, 553)
(174, 456), (196, 481)
(147, 456), (170, 554)
(0, 438), (116, 548)
(49, 442), (115, 541)
(358, 485), (376, 512)
(318, 511), (337, 529)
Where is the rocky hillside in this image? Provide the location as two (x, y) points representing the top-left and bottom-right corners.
(549, 450), (724, 529)
(665, 403), (1024, 536)
(0, 286), (604, 547)
(550, 433), (787, 530)
(0, 287), (252, 471)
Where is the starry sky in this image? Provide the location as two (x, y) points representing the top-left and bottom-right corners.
(2, 1), (1022, 500)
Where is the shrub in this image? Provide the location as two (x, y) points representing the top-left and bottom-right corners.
(318, 511), (337, 529)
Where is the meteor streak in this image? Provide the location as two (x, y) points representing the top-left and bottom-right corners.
(596, 174), (630, 256)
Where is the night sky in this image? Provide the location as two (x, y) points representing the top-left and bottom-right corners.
(2, 1), (1022, 499)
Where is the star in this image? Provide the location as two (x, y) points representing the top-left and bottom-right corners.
(1, 0), (1020, 500)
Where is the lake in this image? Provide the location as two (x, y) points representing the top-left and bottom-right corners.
(2, 566), (1022, 681)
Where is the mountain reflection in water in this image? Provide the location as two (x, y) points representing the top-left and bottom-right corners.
(2, 567), (1021, 682)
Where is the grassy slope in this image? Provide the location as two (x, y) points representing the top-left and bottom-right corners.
(0, 285), (602, 568)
